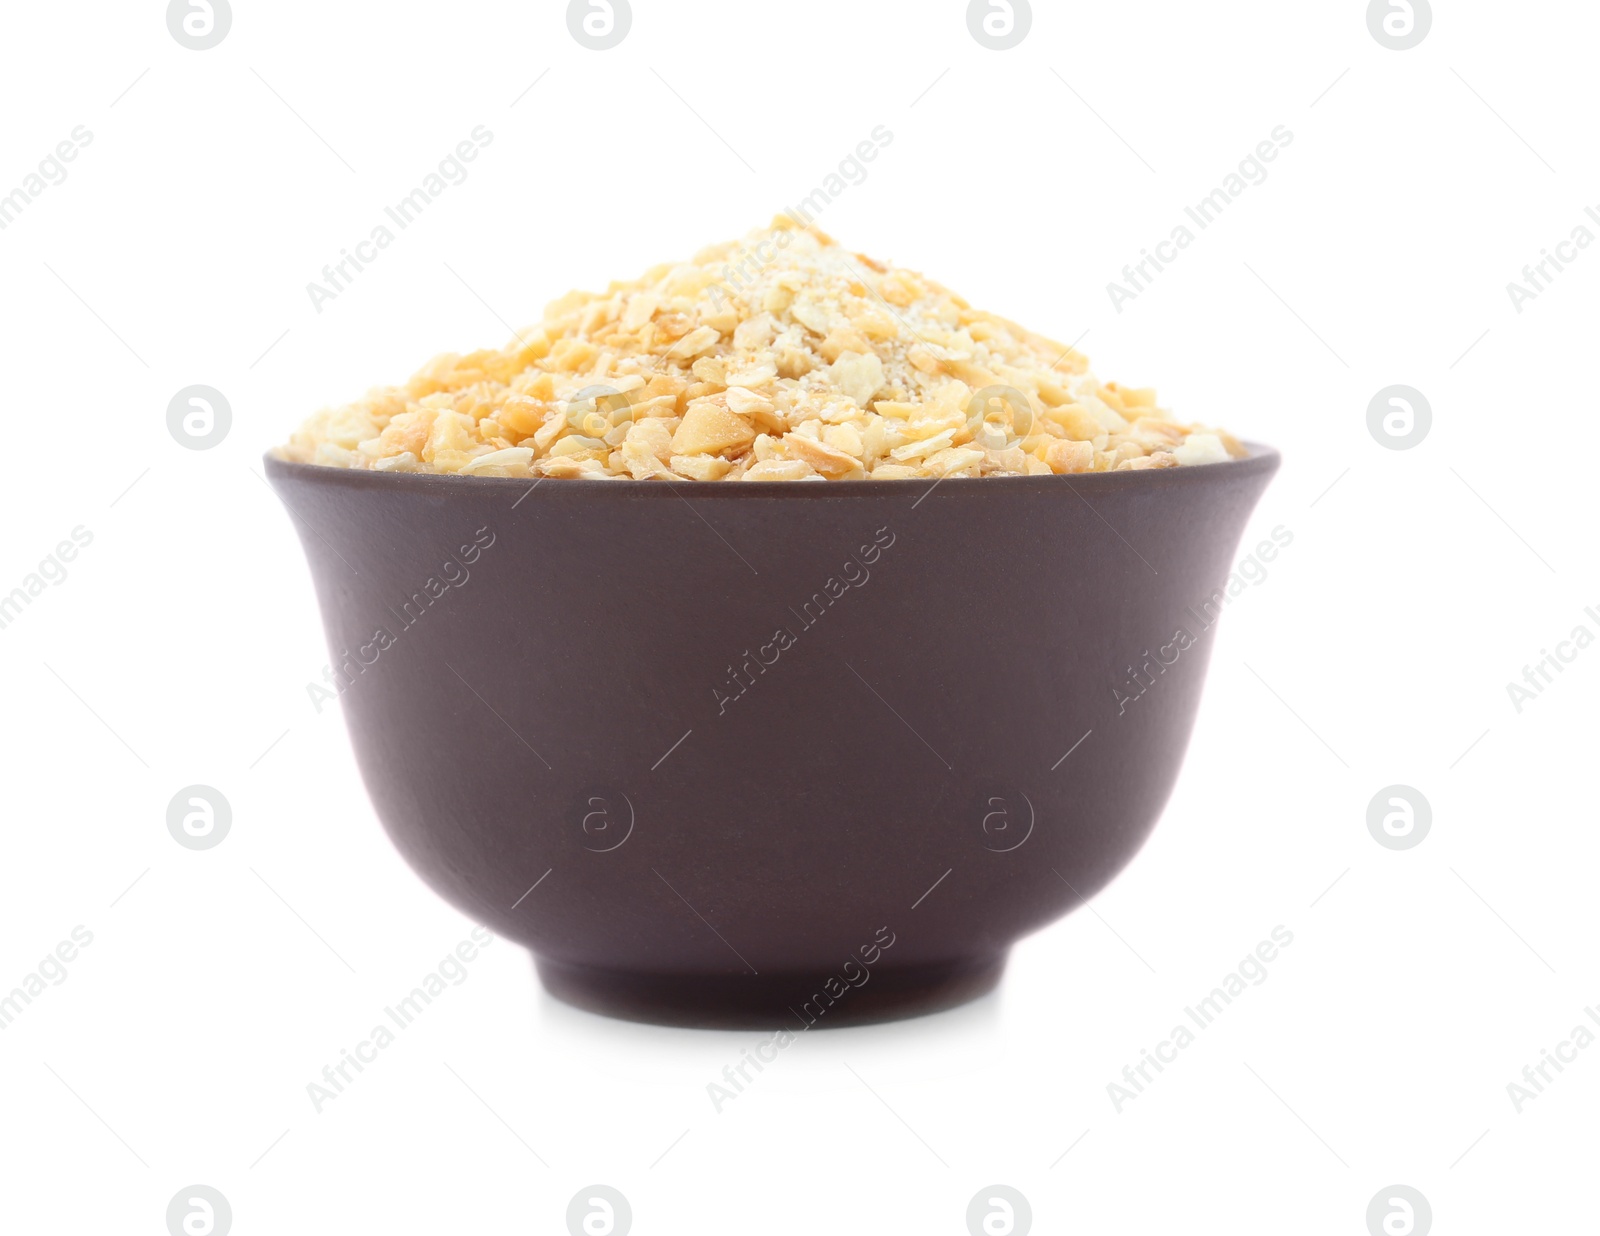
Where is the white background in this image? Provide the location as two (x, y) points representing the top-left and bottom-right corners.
(1, 0), (1593, 1232)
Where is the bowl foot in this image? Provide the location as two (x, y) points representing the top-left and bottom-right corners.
(534, 953), (1006, 1029)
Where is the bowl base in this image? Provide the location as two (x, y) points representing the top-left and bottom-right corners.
(535, 953), (1006, 1029)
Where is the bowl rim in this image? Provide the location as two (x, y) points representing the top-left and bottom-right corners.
(262, 441), (1279, 499)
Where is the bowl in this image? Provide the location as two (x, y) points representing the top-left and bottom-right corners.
(267, 445), (1279, 1027)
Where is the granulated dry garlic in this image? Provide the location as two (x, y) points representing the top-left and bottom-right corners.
(282, 219), (1247, 481)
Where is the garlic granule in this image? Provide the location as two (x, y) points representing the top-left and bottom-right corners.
(283, 218), (1245, 481)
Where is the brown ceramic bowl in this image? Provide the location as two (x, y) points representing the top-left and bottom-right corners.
(267, 446), (1278, 1027)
